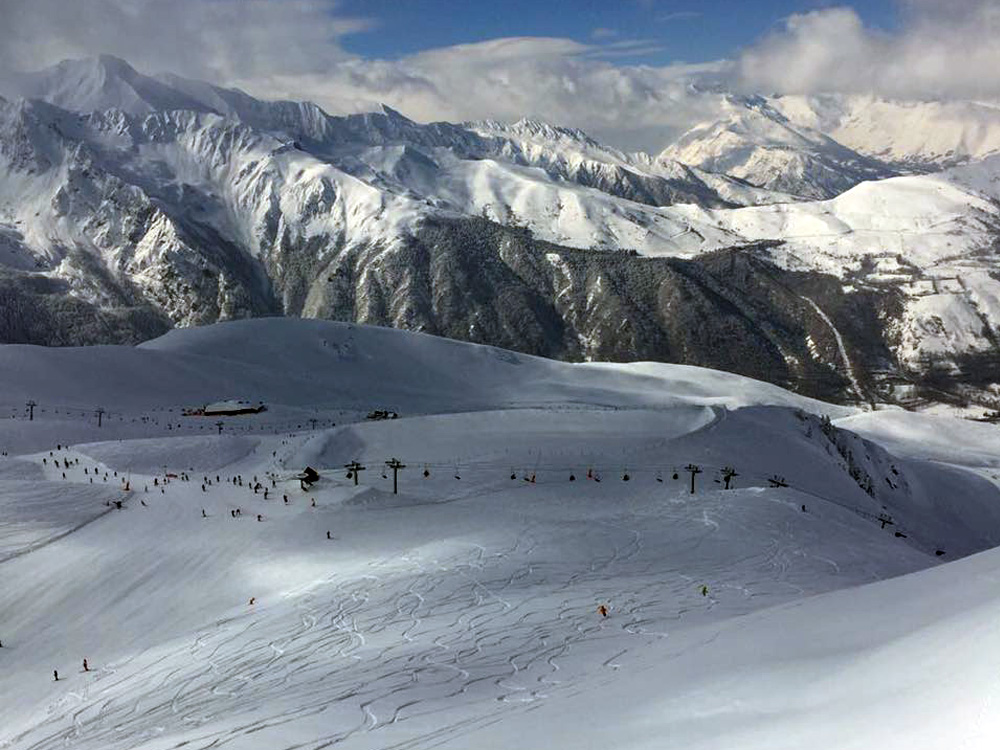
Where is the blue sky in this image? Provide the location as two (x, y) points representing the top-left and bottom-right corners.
(339, 0), (899, 65)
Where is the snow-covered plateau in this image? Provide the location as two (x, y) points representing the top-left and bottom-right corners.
(1, 318), (1000, 749)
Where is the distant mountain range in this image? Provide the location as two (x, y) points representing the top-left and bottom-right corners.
(2, 55), (1000, 409)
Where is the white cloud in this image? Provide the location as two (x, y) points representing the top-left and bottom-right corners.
(0, 0), (732, 151)
(591, 27), (619, 40)
(737, 2), (1000, 100)
(658, 11), (702, 22)
(0, 0), (370, 80)
(1, 0), (995, 153)
(249, 39), (730, 151)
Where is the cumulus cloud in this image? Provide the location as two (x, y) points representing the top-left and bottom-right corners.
(0, 0), (370, 80)
(737, 1), (1000, 100)
(0, 0), (994, 152)
(0, 0), (722, 149)
(260, 40), (730, 151)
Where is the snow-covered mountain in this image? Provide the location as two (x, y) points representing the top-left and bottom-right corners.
(2, 56), (1000, 408)
(671, 157), (1000, 400)
(658, 95), (899, 200)
(771, 93), (1000, 168)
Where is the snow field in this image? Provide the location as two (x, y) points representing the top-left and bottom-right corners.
(0, 413), (933, 749)
(0, 319), (998, 749)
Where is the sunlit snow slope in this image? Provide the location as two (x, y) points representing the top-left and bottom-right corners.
(0, 319), (999, 749)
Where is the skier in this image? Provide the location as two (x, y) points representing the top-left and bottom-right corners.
(248, 597), (256, 606)
(311, 498), (316, 508)
(700, 585), (709, 597)
(257, 514), (262, 522)
(53, 669), (59, 681)
(202, 509), (207, 518)
(82, 658), (89, 672)
(597, 604), (609, 618)
(326, 531), (331, 540)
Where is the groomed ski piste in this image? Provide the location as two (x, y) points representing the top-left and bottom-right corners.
(1, 318), (999, 750)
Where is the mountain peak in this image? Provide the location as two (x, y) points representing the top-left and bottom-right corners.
(94, 54), (139, 76)
(469, 117), (600, 150)
(377, 103), (411, 121)
(11, 54), (212, 117)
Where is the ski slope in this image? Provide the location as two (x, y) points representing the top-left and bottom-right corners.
(0, 319), (998, 749)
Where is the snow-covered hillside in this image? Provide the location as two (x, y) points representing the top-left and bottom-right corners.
(673, 157), (1000, 377)
(2, 55), (1000, 407)
(659, 95), (897, 200)
(1, 319), (999, 749)
(772, 93), (1000, 167)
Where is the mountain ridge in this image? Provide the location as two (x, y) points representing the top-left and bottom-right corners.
(2, 56), (1000, 410)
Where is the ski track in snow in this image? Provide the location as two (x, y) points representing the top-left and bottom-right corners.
(0, 464), (907, 750)
(7, 482), (912, 750)
(1, 321), (986, 750)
